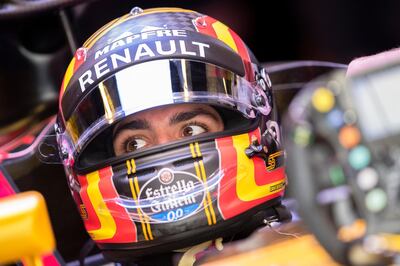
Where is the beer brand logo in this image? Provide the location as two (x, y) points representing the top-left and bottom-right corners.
(159, 169), (174, 185)
(139, 168), (205, 222)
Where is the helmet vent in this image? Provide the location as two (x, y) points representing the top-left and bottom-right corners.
(135, 167), (156, 178)
(173, 157), (202, 168)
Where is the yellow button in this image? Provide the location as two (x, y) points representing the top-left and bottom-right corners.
(312, 87), (335, 113)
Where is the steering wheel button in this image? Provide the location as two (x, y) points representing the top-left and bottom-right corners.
(329, 165), (345, 186)
(312, 87), (335, 113)
(293, 126), (312, 146)
(327, 109), (344, 128)
(357, 167), (379, 191)
(339, 126), (361, 149)
(365, 188), (387, 213)
(349, 146), (371, 170)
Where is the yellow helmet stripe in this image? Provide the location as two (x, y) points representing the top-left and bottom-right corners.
(232, 134), (285, 201)
(212, 21), (238, 53)
(86, 171), (117, 240)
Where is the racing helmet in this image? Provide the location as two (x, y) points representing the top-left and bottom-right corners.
(56, 7), (287, 261)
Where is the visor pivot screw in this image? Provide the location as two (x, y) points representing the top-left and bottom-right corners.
(60, 147), (69, 161)
(194, 16), (207, 28)
(255, 94), (266, 107)
(130, 6), (144, 16)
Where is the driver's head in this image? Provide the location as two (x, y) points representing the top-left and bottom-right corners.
(56, 7), (286, 262)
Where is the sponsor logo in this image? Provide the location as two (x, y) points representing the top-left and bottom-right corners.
(269, 180), (285, 193)
(79, 204), (88, 220)
(159, 169), (174, 185)
(266, 150), (284, 171)
(97, 29), (188, 59)
(78, 30), (210, 93)
(138, 168), (205, 222)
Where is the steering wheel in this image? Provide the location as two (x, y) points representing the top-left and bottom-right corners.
(283, 67), (400, 265)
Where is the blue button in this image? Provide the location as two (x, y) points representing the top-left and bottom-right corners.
(326, 109), (344, 128)
(349, 146), (371, 170)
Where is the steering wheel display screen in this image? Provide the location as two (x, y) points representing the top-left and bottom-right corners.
(351, 65), (400, 141)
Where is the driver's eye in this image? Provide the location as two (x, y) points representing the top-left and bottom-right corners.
(182, 124), (208, 137)
(124, 137), (147, 153)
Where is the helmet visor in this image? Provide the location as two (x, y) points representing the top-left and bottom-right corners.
(62, 59), (269, 165)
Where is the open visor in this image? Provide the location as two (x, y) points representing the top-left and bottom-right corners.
(61, 59), (270, 166)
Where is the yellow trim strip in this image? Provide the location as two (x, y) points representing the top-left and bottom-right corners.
(126, 160), (131, 175)
(199, 160), (217, 224)
(86, 171), (116, 240)
(194, 161), (212, 225)
(195, 142), (202, 157)
(190, 143), (196, 158)
(191, 142), (216, 225)
(144, 216), (154, 240)
(131, 159), (136, 174)
(134, 177), (153, 240)
(128, 178), (149, 241)
(61, 58), (76, 93)
(233, 134), (285, 201)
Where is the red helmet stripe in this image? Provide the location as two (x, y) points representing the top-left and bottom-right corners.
(194, 16), (255, 81)
(229, 29), (255, 81)
(98, 167), (137, 243)
(194, 16), (219, 38)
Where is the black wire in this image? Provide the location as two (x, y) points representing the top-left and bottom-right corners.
(59, 8), (78, 54)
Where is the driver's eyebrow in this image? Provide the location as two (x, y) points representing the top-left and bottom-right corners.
(113, 119), (150, 138)
(169, 108), (220, 125)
